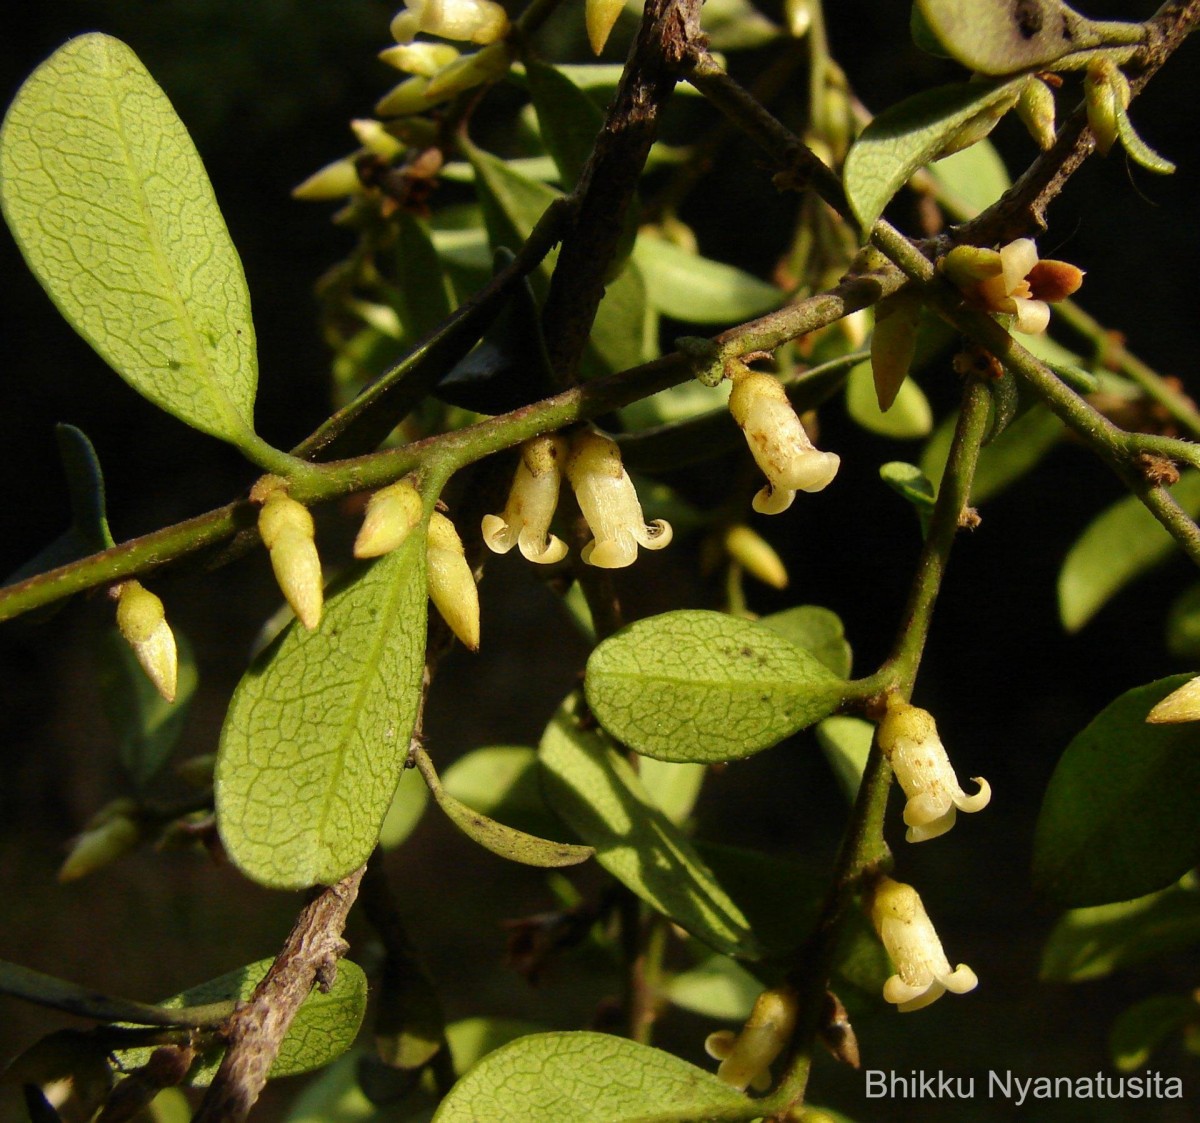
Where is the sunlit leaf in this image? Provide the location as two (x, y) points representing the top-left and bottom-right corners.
(117, 958), (367, 1086)
(216, 534), (427, 889)
(843, 77), (1025, 234)
(666, 955), (762, 1020)
(525, 60), (602, 190)
(378, 768), (430, 850)
(846, 360), (932, 438)
(585, 610), (847, 762)
(637, 757), (707, 826)
(1034, 678), (1200, 907)
(757, 605), (853, 678)
(540, 700), (759, 958)
(1058, 472), (1200, 632)
(632, 237), (782, 324)
(815, 715), (873, 803)
(0, 35), (263, 451)
(432, 1031), (752, 1121)
(923, 138), (1010, 218)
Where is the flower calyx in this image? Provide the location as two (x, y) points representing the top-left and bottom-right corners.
(704, 985), (799, 1093)
(867, 876), (978, 1012)
(565, 430), (672, 568)
(254, 480), (323, 631)
(427, 511), (480, 651)
(877, 694), (990, 843)
(727, 366), (840, 514)
(482, 436), (570, 565)
(115, 581), (178, 703)
(940, 239), (1083, 336)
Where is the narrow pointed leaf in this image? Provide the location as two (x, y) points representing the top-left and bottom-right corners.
(843, 78), (1025, 234)
(415, 748), (592, 867)
(540, 700), (759, 958)
(443, 745), (579, 840)
(632, 237), (782, 324)
(216, 535), (427, 889)
(392, 209), (454, 338)
(117, 958), (367, 1085)
(1033, 677), (1200, 907)
(525, 60), (603, 189)
(0, 35), (262, 449)
(432, 1031), (752, 1122)
(585, 610), (847, 762)
(584, 259), (651, 375)
(1058, 472), (1200, 632)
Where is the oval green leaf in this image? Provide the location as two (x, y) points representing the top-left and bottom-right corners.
(1058, 472), (1200, 632)
(637, 757), (707, 826)
(924, 138), (1010, 219)
(666, 955), (762, 1021)
(216, 534), (427, 889)
(432, 1031), (752, 1122)
(0, 35), (262, 450)
(815, 715), (873, 804)
(584, 610), (847, 762)
(414, 747), (593, 868)
(843, 77), (1025, 234)
(632, 236), (782, 324)
(1040, 876), (1200, 982)
(757, 604), (853, 678)
(539, 700), (759, 958)
(846, 360), (932, 439)
(117, 957), (367, 1085)
(378, 767), (430, 850)
(1033, 677), (1200, 907)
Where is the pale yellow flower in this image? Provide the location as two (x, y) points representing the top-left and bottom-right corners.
(482, 436), (569, 564)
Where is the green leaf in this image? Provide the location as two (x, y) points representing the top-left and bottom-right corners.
(1111, 995), (1199, 1072)
(378, 767), (430, 850)
(1040, 876), (1200, 982)
(0, 35), (263, 451)
(539, 700), (758, 958)
(637, 757), (707, 826)
(216, 534), (427, 889)
(585, 610), (848, 763)
(97, 628), (198, 789)
(584, 260), (652, 376)
(1033, 677), (1200, 907)
(815, 715), (873, 803)
(415, 748), (593, 868)
(632, 237), (782, 324)
(1113, 99), (1177, 175)
(525, 60), (603, 190)
(843, 77), (1025, 234)
(920, 402), (1064, 505)
(118, 958), (367, 1086)
(432, 1031), (752, 1122)
(915, 0), (1142, 75)
(1058, 472), (1200, 632)
(702, 0), (783, 50)
(924, 138), (1010, 218)
(392, 209), (455, 340)
(441, 745), (568, 840)
(666, 955), (762, 1020)
(879, 461), (936, 530)
(1166, 584), (1200, 661)
(845, 360), (932, 438)
(757, 605), (853, 679)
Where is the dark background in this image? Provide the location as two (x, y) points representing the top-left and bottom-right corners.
(2, 1), (1199, 1120)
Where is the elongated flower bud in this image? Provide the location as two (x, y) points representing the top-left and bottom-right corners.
(379, 41), (461, 76)
(1147, 675), (1200, 723)
(724, 525), (788, 589)
(586, 0), (624, 54)
(292, 155), (363, 202)
(258, 490), (323, 631)
(116, 581), (178, 703)
(868, 876), (978, 1012)
(427, 512), (480, 650)
(390, 0), (510, 45)
(566, 431), (672, 568)
(870, 290), (922, 412)
(1085, 60), (1129, 157)
(376, 76), (436, 118)
(355, 480), (425, 558)
(482, 436), (569, 564)
(424, 43), (511, 101)
(728, 370), (839, 514)
(59, 801), (141, 882)
(705, 986), (798, 1092)
(1017, 77), (1057, 151)
(349, 118), (406, 160)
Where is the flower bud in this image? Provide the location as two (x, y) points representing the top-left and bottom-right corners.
(728, 370), (840, 515)
(1147, 675), (1200, 723)
(784, 0), (812, 38)
(376, 76), (437, 118)
(355, 480), (425, 559)
(424, 43), (512, 101)
(877, 694), (990, 842)
(1084, 60), (1130, 157)
(705, 986), (798, 1092)
(379, 41), (461, 77)
(390, 0), (510, 45)
(566, 431), (672, 568)
(427, 512), (480, 650)
(59, 801), (141, 882)
(870, 290), (922, 413)
(257, 489), (323, 631)
(291, 156), (363, 202)
(586, 0), (625, 54)
(350, 118), (406, 160)
(867, 876), (978, 1012)
(483, 436), (569, 564)
(116, 581), (178, 703)
(723, 525), (788, 589)
(1017, 77), (1057, 151)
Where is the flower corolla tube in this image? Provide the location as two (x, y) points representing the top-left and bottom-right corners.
(482, 436), (569, 564)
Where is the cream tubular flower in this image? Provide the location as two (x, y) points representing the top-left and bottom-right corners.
(877, 694), (991, 843)
(728, 371), (840, 515)
(390, 0), (510, 45)
(704, 986), (798, 1093)
(941, 239), (1083, 336)
(869, 877), (978, 1012)
(565, 431), (672, 568)
(482, 436), (569, 564)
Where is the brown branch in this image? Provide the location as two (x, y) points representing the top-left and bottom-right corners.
(193, 869), (365, 1123)
(540, 0), (706, 382)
